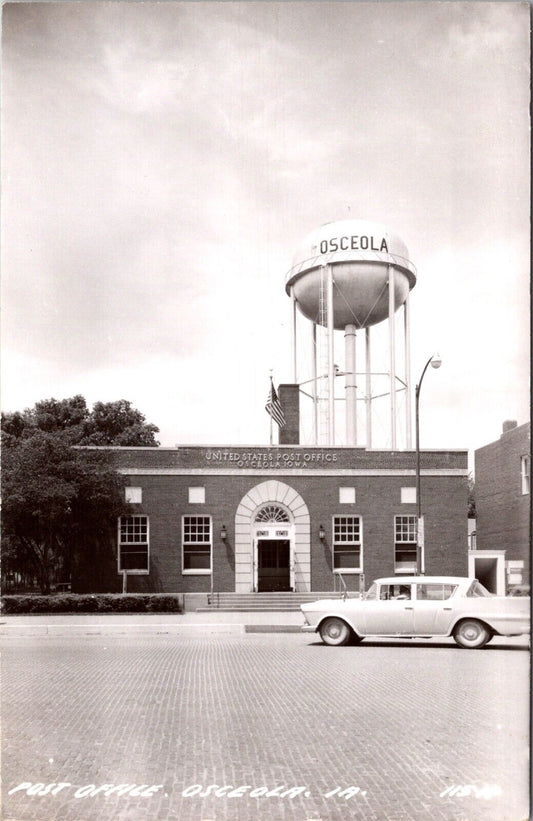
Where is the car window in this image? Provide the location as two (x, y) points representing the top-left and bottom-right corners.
(466, 580), (493, 598)
(379, 584), (411, 601)
(415, 583), (457, 601)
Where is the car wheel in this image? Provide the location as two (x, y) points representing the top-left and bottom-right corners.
(319, 617), (352, 646)
(453, 619), (491, 649)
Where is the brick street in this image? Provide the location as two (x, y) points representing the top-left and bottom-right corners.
(2, 632), (529, 821)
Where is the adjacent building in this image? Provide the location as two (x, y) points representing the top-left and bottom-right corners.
(472, 420), (530, 594)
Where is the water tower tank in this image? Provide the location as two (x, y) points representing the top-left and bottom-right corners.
(285, 219), (417, 450)
(285, 219), (416, 328)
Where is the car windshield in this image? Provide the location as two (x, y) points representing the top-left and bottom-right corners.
(362, 583), (378, 600)
(466, 580), (493, 597)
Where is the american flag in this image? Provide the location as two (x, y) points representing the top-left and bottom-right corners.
(265, 379), (286, 428)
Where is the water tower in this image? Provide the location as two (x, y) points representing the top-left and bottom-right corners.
(285, 219), (417, 448)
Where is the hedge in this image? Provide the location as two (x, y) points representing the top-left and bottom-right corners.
(1, 593), (183, 614)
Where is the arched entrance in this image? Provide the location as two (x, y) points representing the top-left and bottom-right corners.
(253, 504), (292, 592)
(234, 481), (310, 593)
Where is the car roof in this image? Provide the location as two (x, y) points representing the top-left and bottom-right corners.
(374, 576), (470, 585)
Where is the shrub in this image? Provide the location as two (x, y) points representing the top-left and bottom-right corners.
(95, 596), (114, 612)
(27, 596), (52, 613)
(147, 594), (182, 612)
(0, 593), (182, 614)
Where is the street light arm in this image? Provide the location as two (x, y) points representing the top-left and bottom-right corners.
(416, 354), (436, 397)
(415, 353), (442, 575)
(415, 355), (434, 518)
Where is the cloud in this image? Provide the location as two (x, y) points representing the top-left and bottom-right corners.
(1, 1), (529, 453)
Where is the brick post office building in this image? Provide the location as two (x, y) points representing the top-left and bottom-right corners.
(95, 388), (469, 601)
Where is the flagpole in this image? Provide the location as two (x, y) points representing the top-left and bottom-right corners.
(269, 375), (274, 446)
(265, 373), (285, 444)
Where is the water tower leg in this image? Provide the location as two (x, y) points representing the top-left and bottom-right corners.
(312, 322), (318, 445)
(404, 295), (412, 448)
(327, 265), (335, 446)
(290, 286), (297, 383)
(388, 265), (397, 449)
(345, 324), (357, 446)
(365, 326), (372, 448)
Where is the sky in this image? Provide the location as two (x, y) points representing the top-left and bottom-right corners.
(1, 1), (530, 465)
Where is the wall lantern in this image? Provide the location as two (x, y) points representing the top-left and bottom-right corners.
(220, 525), (227, 541)
(319, 524), (326, 541)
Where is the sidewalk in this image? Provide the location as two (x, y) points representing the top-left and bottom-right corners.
(0, 610), (304, 637)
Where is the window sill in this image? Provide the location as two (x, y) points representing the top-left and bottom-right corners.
(333, 569), (362, 574)
(182, 569), (212, 575)
(117, 570), (149, 575)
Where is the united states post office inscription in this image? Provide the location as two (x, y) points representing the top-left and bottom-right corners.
(204, 450), (338, 468)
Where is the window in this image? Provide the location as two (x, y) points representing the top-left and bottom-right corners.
(521, 455), (530, 495)
(339, 487), (356, 504)
(415, 583), (457, 601)
(332, 516), (361, 572)
(118, 515), (149, 573)
(255, 505), (289, 523)
(507, 560), (524, 585)
(183, 515), (212, 573)
(394, 515), (417, 573)
(401, 487), (416, 504)
(125, 487), (142, 504)
(188, 487), (205, 504)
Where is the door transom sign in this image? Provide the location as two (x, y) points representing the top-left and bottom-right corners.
(234, 480), (310, 593)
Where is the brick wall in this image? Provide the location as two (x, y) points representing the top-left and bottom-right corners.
(278, 384), (300, 445)
(475, 422), (531, 582)
(104, 446), (468, 594)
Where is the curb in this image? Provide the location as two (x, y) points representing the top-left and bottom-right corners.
(1, 623), (303, 638)
(245, 624), (301, 633)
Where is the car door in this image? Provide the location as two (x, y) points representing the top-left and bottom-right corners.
(411, 583), (459, 634)
(361, 583), (415, 635)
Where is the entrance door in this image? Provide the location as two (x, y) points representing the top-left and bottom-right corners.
(257, 539), (291, 592)
(468, 551), (506, 595)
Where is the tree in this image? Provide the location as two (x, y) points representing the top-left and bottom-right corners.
(2, 430), (128, 593)
(82, 399), (160, 446)
(467, 473), (476, 519)
(32, 395), (90, 436)
(1, 395), (160, 446)
(1, 396), (159, 593)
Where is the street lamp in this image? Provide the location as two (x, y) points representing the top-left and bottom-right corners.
(415, 353), (442, 574)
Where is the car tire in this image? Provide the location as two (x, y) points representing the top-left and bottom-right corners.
(453, 619), (491, 649)
(319, 617), (352, 646)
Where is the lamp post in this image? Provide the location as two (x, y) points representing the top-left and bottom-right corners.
(415, 353), (442, 575)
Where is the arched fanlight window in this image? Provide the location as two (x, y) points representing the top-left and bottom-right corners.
(255, 504), (290, 523)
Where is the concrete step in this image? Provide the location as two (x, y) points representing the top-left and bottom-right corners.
(196, 606), (304, 612)
(199, 592), (354, 612)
